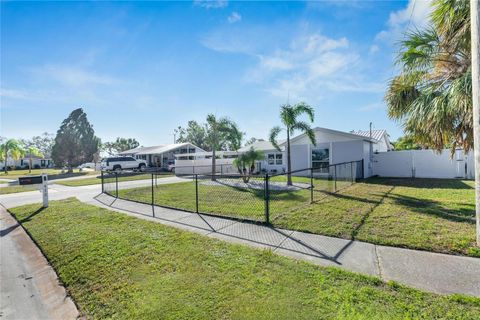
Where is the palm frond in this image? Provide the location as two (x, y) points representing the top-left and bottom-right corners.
(269, 126), (283, 151)
(291, 121), (316, 146)
(292, 102), (315, 123)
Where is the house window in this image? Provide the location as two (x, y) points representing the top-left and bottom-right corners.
(275, 154), (282, 165)
(267, 154), (275, 165)
(312, 148), (329, 169)
(188, 148), (196, 153)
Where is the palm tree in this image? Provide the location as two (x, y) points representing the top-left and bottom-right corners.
(233, 147), (264, 183)
(205, 114), (243, 180)
(0, 139), (26, 174)
(269, 102), (316, 186)
(26, 146), (43, 173)
(385, 0), (472, 153)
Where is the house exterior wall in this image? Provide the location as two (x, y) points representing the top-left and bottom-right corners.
(373, 136), (390, 153)
(373, 149), (474, 179)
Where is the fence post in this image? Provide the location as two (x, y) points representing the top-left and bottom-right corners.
(221, 164), (223, 175)
(264, 174), (270, 224)
(361, 159), (365, 179)
(310, 168), (314, 204)
(101, 171), (104, 193)
(115, 173), (118, 198)
(334, 165), (337, 192)
(151, 173), (155, 217)
(195, 174), (199, 213)
(351, 162), (354, 183)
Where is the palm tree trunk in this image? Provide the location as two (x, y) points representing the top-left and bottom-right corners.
(29, 157), (32, 173)
(287, 129), (292, 186)
(4, 149), (7, 174)
(211, 148), (216, 181)
(471, 0), (480, 246)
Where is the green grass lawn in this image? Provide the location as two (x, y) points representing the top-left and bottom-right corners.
(0, 185), (38, 195)
(116, 177), (478, 257)
(9, 198), (480, 319)
(274, 178), (479, 258)
(55, 172), (174, 187)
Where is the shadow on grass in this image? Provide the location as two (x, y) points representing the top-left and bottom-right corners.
(365, 177), (473, 189)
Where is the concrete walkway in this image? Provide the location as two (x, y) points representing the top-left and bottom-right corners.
(0, 206), (78, 319)
(1, 183), (479, 298)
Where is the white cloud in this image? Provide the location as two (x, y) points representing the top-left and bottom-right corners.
(375, 0), (432, 44)
(388, 0), (431, 30)
(369, 44), (379, 54)
(228, 12), (241, 24)
(29, 64), (120, 88)
(194, 0), (228, 9)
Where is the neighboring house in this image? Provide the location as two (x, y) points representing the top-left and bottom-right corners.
(237, 140), (286, 173)
(0, 155), (53, 170)
(118, 143), (205, 169)
(351, 129), (394, 153)
(176, 127), (380, 178)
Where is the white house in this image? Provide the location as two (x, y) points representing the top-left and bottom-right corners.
(237, 140), (286, 173)
(118, 143), (204, 169)
(0, 155), (53, 171)
(351, 129), (394, 153)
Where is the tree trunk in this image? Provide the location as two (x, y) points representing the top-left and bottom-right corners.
(4, 149), (7, 174)
(211, 148), (216, 181)
(287, 129), (292, 186)
(29, 157), (32, 173)
(471, 0), (480, 246)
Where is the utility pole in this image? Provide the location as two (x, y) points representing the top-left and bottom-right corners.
(471, 0), (480, 245)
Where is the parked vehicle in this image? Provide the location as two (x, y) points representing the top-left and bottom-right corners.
(101, 157), (147, 172)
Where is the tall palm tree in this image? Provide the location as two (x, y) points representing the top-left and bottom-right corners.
(269, 102), (316, 186)
(233, 147), (264, 183)
(0, 139), (26, 174)
(26, 146), (44, 173)
(205, 114), (243, 180)
(385, 0), (472, 153)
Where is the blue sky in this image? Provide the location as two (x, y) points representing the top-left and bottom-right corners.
(1, 0), (432, 146)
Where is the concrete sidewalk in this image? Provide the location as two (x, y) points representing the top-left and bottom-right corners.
(88, 193), (480, 297)
(0, 206), (78, 319)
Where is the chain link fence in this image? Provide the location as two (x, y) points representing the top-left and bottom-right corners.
(101, 160), (363, 223)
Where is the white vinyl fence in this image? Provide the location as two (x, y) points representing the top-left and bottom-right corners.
(174, 158), (236, 175)
(373, 149), (474, 179)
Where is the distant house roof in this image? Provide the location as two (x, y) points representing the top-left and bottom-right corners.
(238, 140), (285, 152)
(280, 127), (377, 146)
(351, 129), (388, 142)
(118, 143), (203, 156)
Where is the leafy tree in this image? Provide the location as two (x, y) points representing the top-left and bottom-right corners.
(25, 146), (43, 173)
(385, 0), (472, 153)
(51, 108), (100, 172)
(392, 135), (423, 151)
(205, 114), (243, 180)
(175, 121), (208, 150)
(0, 139), (26, 173)
(103, 137), (140, 155)
(20, 133), (55, 158)
(233, 147), (264, 183)
(269, 102), (316, 186)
